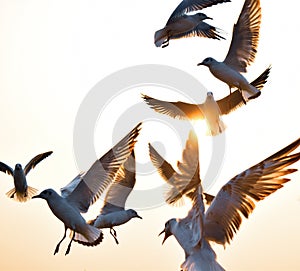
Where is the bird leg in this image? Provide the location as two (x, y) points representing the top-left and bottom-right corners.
(65, 231), (75, 256)
(162, 38), (169, 48)
(110, 227), (119, 245)
(54, 226), (67, 255)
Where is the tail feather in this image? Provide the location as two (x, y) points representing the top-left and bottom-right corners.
(206, 118), (226, 136)
(73, 224), (103, 247)
(6, 186), (38, 202)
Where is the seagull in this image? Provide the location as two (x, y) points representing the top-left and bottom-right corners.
(0, 151), (53, 202)
(155, 0), (230, 48)
(150, 131), (300, 270)
(142, 66), (270, 136)
(32, 123), (142, 255)
(77, 150), (142, 245)
(198, 0), (262, 101)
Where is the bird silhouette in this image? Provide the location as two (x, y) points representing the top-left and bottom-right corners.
(0, 151), (53, 202)
(33, 123), (142, 255)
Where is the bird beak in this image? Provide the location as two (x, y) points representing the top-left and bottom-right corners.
(136, 214), (143, 219)
(197, 61), (204, 66)
(32, 195), (41, 199)
(206, 16), (213, 20)
(158, 229), (171, 245)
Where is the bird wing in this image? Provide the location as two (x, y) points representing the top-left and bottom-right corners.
(171, 21), (225, 40)
(24, 151), (53, 175)
(204, 137), (300, 245)
(149, 130), (201, 205)
(0, 162), (14, 176)
(217, 66), (271, 115)
(142, 94), (205, 120)
(223, 0), (261, 72)
(63, 123), (141, 213)
(100, 151), (136, 214)
(167, 0), (231, 24)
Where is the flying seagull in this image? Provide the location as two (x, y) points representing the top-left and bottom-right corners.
(198, 0), (262, 101)
(76, 150), (142, 245)
(32, 123), (142, 255)
(142, 66), (270, 136)
(150, 131), (300, 270)
(154, 0), (230, 48)
(0, 151), (53, 202)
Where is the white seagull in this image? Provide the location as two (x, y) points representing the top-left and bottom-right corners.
(150, 131), (300, 270)
(78, 150), (142, 245)
(0, 151), (53, 202)
(198, 0), (262, 101)
(142, 66), (270, 136)
(155, 0), (230, 48)
(32, 123), (142, 255)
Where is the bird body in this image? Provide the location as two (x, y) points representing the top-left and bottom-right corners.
(33, 123), (142, 255)
(202, 92), (226, 135)
(154, 0), (230, 47)
(0, 151), (53, 202)
(198, 0), (262, 101)
(35, 189), (101, 245)
(83, 151), (142, 244)
(92, 209), (140, 229)
(155, 13), (223, 48)
(199, 57), (260, 100)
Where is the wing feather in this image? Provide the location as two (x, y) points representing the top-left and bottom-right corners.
(100, 151), (136, 214)
(149, 130), (201, 205)
(64, 123), (141, 213)
(167, 0), (231, 24)
(24, 151), (53, 175)
(171, 21), (225, 40)
(0, 162), (13, 176)
(223, 0), (261, 72)
(204, 138), (300, 245)
(142, 94), (204, 120)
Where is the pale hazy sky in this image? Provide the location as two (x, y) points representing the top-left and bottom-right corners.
(0, 0), (300, 270)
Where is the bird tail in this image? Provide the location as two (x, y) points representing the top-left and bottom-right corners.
(180, 240), (225, 271)
(154, 28), (167, 47)
(6, 186), (38, 202)
(72, 224), (103, 247)
(206, 118), (226, 136)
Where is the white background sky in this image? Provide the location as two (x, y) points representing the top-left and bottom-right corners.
(0, 0), (300, 270)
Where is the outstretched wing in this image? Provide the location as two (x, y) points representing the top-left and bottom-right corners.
(217, 66), (270, 115)
(167, 0), (231, 24)
(0, 162), (13, 176)
(63, 123), (142, 213)
(100, 151), (136, 214)
(204, 138), (300, 245)
(142, 94), (205, 120)
(171, 22), (225, 40)
(149, 130), (201, 205)
(24, 151), (53, 175)
(223, 0), (261, 72)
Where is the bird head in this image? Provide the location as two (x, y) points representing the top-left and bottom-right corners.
(197, 57), (214, 67)
(32, 189), (55, 200)
(207, 91), (214, 97)
(194, 12), (212, 21)
(15, 164), (22, 170)
(128, 209), (142, 219)
(159, 219), (175, 245)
